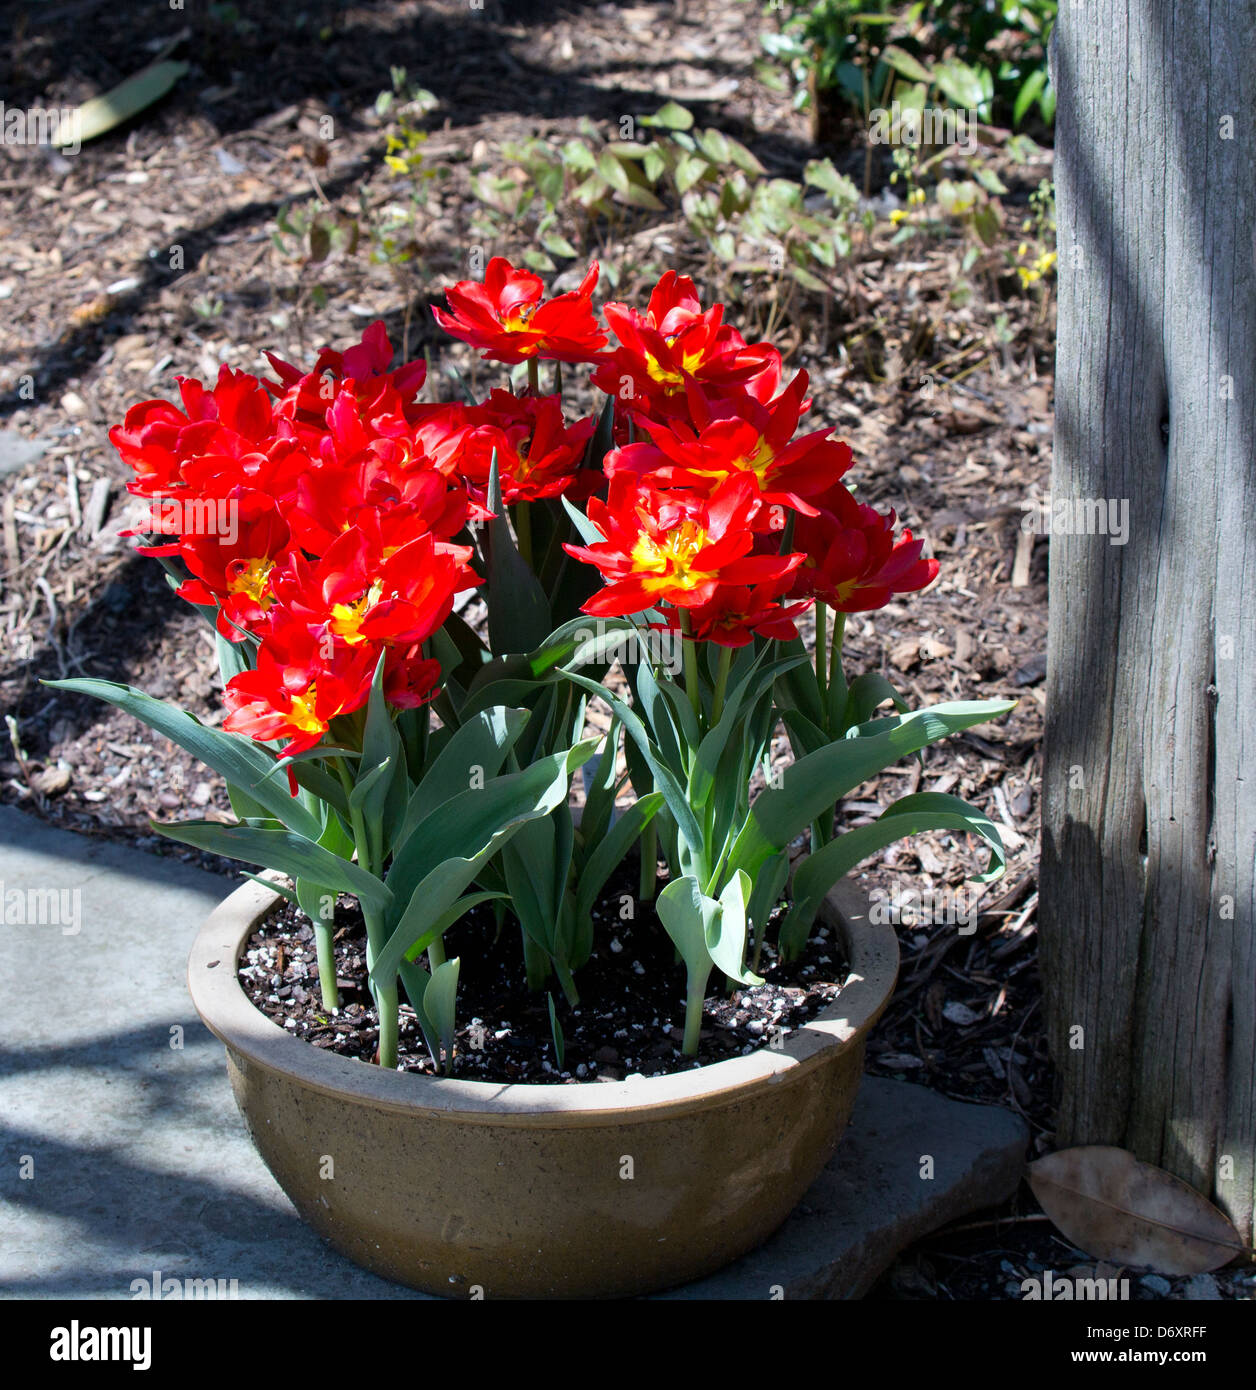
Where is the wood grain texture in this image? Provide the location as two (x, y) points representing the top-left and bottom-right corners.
(1041, 0), (1256, 1244)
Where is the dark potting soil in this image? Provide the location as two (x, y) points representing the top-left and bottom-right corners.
(238, 862), (849, 1084)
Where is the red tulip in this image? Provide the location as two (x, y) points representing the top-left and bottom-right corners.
(565, 473), (801, 616)
(222, 620), (379, 763)
(791, 483), (939, 611)
(591, 271), (781, 424)
(455, 390), (596, 503)
(680, 578), (811, 648)
(171, 490), (293, 640)
(433, 258), (607, 364)
(270, 524), (480, 651)
(267, 320), (428, 436)
(604, 370), (851, 515)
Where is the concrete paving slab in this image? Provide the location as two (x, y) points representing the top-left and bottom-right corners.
(0, 807), (425, 1299)
(0, 807), (1028, 1300)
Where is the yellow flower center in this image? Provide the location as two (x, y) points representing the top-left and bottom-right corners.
(644, 339), (707, 392)
(328, 580), (384, 644)
(227, 557), (275, 606)
(687, 439), (776, 489)
(287, 688), (324, 734)
(502, 303), (537, 332)
(630, 520), (712, 593)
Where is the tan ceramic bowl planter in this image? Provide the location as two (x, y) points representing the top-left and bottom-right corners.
(188, 875), (899, 1299)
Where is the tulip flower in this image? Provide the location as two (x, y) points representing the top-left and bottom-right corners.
(433, 257), (607, 364)
(172, 490), (293, 640)
(267, 320), (429, 437)
(565, 473), (802, 616)
(591, 271), (781, 422)
(222, 620), (380, 762)
(271, 525), (481, 651)
(604, 371), (851, 514)
(455, 391), (597, 503)
(790, 482), (939, 611)
(111, 368), (282, 501)
(677, 578), (811, 648)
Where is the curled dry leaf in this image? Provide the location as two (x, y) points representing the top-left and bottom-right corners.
(1028, 1145), (1248, 1275)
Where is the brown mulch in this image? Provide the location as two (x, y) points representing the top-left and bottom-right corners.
(2, 0), (1062, 1298)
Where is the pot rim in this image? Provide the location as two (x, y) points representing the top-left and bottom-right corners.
(187, 874), (898, 1125)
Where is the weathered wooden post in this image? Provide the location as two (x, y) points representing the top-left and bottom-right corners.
(1040, 0), (1255, 1244)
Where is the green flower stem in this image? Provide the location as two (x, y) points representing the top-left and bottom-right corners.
(373, 971), (399, 1070)
(679, 612), (702, 724)
(829, 609), (848, 720)
(527, 357), (540, 396)
(814, 601), (828, 704)
(313, 917), (340, 1010)
(427, 935), (446, 971)
(682, 971), (707, 1057)
(711, 645), (732, 723)
(750, 916), (767, 978)
(337, 757), (398, 1066)
(639, 818), (658, 902)
(515, 500), (533, 569)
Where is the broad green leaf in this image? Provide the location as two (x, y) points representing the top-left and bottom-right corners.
(642, 100), (694, 131)
(881, 44), (933, 84)
(695, 128), (731, 165)
(674, 153), (710, 194)
(773, 636), (826, 727)
(597, 149), (631, 193)
(656, 875), (718, 984)
(401, 891), (507, 962)
(581, 395), (617, 479)
(386, 738), (599, 915)
(374, 854), (513, 987)
(1013, 67), (1047, 128)
(396, 705), (529, 847)
(779, 791), (1007, 954)
(421, 956), (461, 1068)
(690, 654), (803, 808)
(840, 672), (909, 733)
(575, 791), (664, 926)
(561, 493), (607, 547)
(296, 877), (336, 929)
(724, 136), (766, 176)
(484, 451), (552, 655)
(780, 707), (829, 760)
(746, 849), (789, 939)
(358, 655), (407, 860)
(577, 722), (623, 850)
(502, 821), (560, 958)
(215, 630), (253, 685)
(709, 870), (762, 985)
(44, 678), (321, 840)
(618, 182), (665, 212)
(155, 820), (393, 917)
(730, 700), (1016, 878)
(397, 958), (439, 1065)
(558, 668), (703, 855)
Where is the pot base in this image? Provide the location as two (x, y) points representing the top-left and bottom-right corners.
(190, 879), (898, 1298)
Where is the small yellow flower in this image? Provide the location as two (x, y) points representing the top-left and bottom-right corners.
(889, 208), (908, 225)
